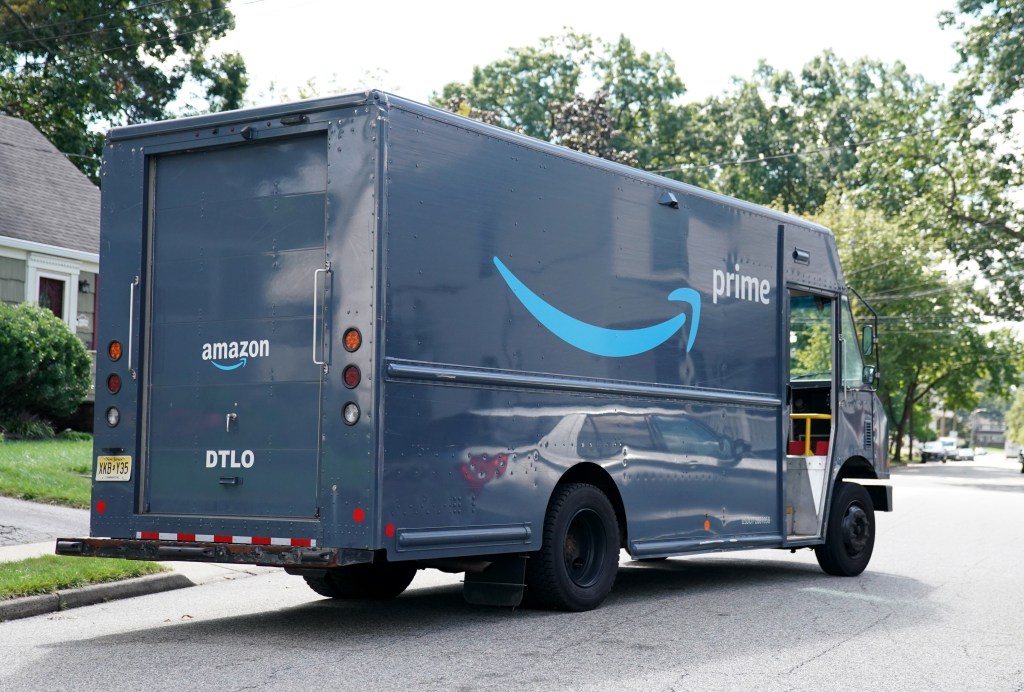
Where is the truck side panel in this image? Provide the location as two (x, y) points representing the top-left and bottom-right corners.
(378, 105), (784, 559)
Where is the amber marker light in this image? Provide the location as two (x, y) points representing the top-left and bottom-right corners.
(343, 328), (361, 352)
(108, 341), (122, 361)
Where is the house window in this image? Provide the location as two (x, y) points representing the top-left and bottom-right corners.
(39, 277), (65, 319)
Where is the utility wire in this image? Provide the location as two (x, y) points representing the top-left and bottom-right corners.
(649, 121), (965, 175)
(2, 0), (267, 57)
(0, 0), (178, 42)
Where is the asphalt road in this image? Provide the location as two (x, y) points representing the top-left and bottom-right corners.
(1, 455), (1022, 690)
(0, 496), (87, 546)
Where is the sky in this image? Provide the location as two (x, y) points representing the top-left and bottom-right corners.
(211, 0), (964, 107)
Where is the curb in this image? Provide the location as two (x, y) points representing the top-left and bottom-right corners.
(0, 572), (194, 622)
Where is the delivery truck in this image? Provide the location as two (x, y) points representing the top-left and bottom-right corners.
(57, 91), (891, 611)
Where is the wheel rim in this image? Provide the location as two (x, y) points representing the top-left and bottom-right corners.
(841, 502), (871, 558)
(563, 508), (607, 588)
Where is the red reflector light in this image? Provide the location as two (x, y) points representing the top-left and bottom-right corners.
(385, 523), (395, 538)
(343, 328), (362, 352)
(108, 341), (122, 361)
(107, 373), (122, 394)
(353, 507), (365, 523)
(343, 365), (361, 388)
(96, 500), (106, 514)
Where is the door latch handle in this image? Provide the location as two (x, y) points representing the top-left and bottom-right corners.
(226, 412), (237, 432)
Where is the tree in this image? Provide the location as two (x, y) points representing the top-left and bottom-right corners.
(811, 197), (1022, 463)
(942, 0), (1024, 107)
(677, 53), (945, 215)
(1006, 388), (1024, 444)
(934, 0), (1024, 321)
(0, 1), (247, 180)
(432, 32), (687, 168)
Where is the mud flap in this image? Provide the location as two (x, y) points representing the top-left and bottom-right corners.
(463, 555), (526, 607)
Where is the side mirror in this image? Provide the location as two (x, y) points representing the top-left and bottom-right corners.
(861, 325), (875, 356)
(862, 364), (878, 386)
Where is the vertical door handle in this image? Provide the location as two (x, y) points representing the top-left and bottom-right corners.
(128, 275), (139, 380)
(313, 264), (331, 366)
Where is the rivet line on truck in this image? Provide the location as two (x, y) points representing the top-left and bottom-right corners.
(57, 90), (891, 612)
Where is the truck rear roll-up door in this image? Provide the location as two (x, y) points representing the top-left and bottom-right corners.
(143, 134), (328, 518)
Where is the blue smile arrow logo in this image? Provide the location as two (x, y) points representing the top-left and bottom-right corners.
(493, 257), (701, 357)
(211, 357), (247, 371)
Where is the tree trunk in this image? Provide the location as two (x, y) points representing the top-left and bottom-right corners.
(891, 383), (917, 464)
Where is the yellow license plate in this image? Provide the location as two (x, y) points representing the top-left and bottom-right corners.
(95, 455), (132, 482)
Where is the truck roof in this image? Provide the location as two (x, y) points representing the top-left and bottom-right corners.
(105, 90), (835, 241)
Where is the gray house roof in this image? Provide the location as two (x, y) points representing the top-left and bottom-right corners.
(0, 115), (99, 255)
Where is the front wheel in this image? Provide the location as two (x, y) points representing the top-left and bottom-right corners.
(304, 561), (418, 600)
(526, 483), (620, 611)
(815, 481), (875, 577)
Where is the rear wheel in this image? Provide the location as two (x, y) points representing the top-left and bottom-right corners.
(303, 561), (418, 600)
(526, 483), (619, 611)
(815, 481), (875, 577)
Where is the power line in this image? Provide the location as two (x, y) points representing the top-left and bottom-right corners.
(0, 1), (177, 42)
(648, 121), (965, 175)
(1, 0), (267, 57)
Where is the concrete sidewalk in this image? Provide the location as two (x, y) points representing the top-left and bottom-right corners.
(0, 539), (272, 622)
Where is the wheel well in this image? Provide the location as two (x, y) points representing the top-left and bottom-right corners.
(836, 456), (891, 511)
(555, 463), (628, 549)
(836, 456), (877, 481)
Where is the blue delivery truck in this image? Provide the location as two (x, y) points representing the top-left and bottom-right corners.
(57, 91), (891, 611)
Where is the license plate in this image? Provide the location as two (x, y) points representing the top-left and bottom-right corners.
(95, 455), (132, 481)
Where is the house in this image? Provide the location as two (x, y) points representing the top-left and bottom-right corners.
(0, 114), (99, 350)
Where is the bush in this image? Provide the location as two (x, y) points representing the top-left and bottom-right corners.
(0, 303), (91, 420)
(57, 430), (92, 442)
(0, 417), (56, 440)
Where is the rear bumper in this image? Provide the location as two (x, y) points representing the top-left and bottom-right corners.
(55, 537), (373, 569)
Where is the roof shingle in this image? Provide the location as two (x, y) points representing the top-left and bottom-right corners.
(0, 115), (99, 255)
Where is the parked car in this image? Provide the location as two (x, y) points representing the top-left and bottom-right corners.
(920, 441), (946, 463)
(953, 447), (974, 461)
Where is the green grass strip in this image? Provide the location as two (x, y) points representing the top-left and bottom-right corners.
(0, 555), (167, 600)
(0, 439), (93, 508)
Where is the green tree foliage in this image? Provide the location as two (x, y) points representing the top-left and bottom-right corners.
(0, 0), (247, 180)
(0, 303), (91, 422)
(432, 32), (687, 169)
(935, 0), (1024, 320)
(942, 0), (1024, 107)
(811, 199), (1021, 462)
(677, 53), (945, 215)
(1006, 388), (1024, 444)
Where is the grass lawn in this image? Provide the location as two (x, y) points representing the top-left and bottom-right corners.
(0, 439), (92, 508)
(0, 555), (166, 600)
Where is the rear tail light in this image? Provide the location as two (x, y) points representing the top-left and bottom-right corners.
(106, 373), (122, 394)
(343, 365), (361, 388)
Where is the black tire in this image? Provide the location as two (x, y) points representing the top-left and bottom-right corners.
(525, 483), (620, 611)
(815, 481), (875, 577)
(303, 561), (418, 600)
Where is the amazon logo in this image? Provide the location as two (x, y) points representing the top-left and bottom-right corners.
(493, 256), (701, 357)
(201, 338), (270, 371)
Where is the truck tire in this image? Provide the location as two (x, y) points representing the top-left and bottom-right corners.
(815, 481), (875, 577)
(525, 483), (619, 611)
(304, 562), (417, 600)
